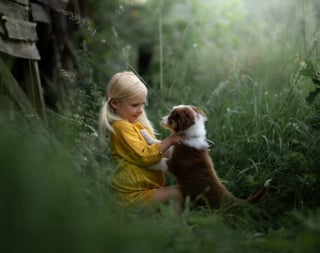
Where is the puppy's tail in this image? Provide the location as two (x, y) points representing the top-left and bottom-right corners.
(246, 179), (272, 204)
(221, 179), (272, 214)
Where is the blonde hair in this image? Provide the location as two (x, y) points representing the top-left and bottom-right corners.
(98, 71), (155, 140)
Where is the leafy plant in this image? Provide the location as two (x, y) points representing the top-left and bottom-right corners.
(299, 59), (320, 104)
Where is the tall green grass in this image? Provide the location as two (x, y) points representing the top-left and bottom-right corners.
(1, 99), (319, 253)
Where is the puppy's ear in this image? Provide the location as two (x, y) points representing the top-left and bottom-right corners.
(191, 106), (207, 120)
(170, 108), (195, 132)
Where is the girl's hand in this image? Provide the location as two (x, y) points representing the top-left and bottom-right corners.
(159, 134), (185, 154)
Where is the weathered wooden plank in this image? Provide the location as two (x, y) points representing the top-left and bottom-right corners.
(12, 0), (29, 5)
(31, 3), (51, 23)
(0, 0), (29, 20)
(3, 16), (38, 41)
(0, 56), (35, 114)
(0, 35), (40, 60)
(34, 0), (69, 11)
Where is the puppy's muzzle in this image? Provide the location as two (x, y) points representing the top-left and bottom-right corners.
(160, 115), (169, 127)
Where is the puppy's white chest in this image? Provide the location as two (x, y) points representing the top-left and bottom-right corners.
(183, 137), (209, 150)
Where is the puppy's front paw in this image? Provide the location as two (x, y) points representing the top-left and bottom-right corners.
(140, 129), (160, 144)
(149, 158), (168, 172)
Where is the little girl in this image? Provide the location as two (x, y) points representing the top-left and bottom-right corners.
(99, 71), (183, 208)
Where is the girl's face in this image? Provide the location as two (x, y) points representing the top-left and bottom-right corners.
(111, 91), (147, 123)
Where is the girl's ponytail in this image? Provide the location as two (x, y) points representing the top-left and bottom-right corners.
(98, 101), (112, 143)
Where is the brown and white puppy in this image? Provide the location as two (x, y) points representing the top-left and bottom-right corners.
(143, 105), (271, 210)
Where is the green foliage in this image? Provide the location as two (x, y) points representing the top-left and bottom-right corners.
(299, 59), (320, 104)
(1, 107), (319, 253)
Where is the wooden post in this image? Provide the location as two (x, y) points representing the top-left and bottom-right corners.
(26, 59), (47, 123)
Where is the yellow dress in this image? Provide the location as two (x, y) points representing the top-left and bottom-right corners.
(109, 120), (165, 207)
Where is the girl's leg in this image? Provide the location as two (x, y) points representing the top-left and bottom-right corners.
(152, 185), (183, 209)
